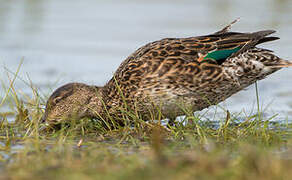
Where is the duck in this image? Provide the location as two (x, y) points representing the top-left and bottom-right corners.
(41, 19), (292, 127)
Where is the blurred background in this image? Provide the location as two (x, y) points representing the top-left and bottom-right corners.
(0, 0), (292, 120)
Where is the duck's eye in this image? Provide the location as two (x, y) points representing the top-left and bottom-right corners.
(53, 96), (63, 105)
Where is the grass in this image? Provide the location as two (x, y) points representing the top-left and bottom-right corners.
(1, 65), (292, 179)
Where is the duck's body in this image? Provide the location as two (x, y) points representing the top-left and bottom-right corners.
(42, 21), (292, 126)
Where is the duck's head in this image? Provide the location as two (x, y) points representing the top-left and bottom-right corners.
(41, 83), (104, 126)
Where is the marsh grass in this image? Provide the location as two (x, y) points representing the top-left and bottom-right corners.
(1, 64), (292, 179)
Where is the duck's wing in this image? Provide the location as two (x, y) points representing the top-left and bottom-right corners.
(114, 29), (279, 81)
(114, 20), (279, 79)
(213, 18), (240, 35)
(108, 22), (282, 98)
(179, 29), (279, 64)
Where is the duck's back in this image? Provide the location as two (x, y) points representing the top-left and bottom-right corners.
(103, 25), (291, 119)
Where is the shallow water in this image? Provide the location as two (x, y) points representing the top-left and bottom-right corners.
(0, 0), (292, 121)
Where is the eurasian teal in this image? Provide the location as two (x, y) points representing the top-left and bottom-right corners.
(42, 20), (292, 126)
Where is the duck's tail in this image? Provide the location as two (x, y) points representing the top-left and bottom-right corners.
(269, 59), (292, 68)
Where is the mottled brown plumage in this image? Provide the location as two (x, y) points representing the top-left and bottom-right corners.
(41, 83), (103, 124)
(42, 21), (292, 126)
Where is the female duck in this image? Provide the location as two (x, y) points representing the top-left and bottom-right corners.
(42, 21), (292, 126)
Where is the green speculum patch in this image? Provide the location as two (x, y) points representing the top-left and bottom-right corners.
(203, 47), (241, 61)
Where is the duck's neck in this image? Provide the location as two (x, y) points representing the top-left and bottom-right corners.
(86, 85), (107, 117)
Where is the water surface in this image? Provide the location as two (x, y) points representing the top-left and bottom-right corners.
(0, 0), (292, 121)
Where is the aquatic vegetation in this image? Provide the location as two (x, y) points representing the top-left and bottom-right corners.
(1, 64), (292, 179)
